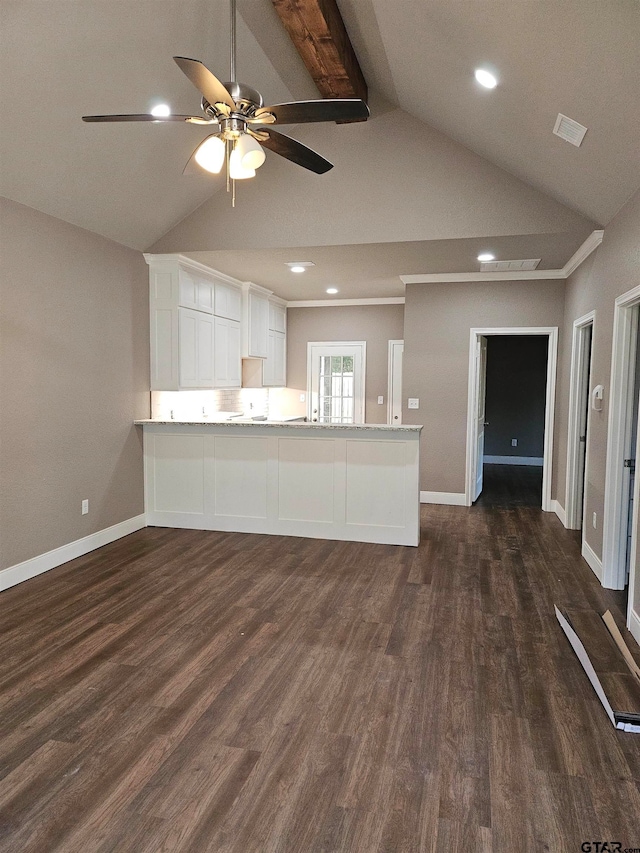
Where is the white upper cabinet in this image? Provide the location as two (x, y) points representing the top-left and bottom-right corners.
(214, 281), (242, 322)
(214, 316), (242, 388)
(242, 283), (270, 359)
(179, 307), (215, 388)
(269, 300), (286, 333)
(146, 254), (244, 391)
(179, 271), (214, 314)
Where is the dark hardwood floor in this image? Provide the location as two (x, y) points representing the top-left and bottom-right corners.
(2, 497), (640, 852)
(475, 463), (543, 508)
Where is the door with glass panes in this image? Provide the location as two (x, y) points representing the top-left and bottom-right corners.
(307, 342), (366, 424)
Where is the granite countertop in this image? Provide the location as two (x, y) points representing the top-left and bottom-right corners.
(134, 419), (423, 432)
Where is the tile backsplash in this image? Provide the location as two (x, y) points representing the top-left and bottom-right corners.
(151, 388), (269, 420)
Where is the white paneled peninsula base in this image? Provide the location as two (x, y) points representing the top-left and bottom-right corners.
(136, 421), (422, 546)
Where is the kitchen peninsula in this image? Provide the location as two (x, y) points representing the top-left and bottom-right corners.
(135, 419), (422, 546)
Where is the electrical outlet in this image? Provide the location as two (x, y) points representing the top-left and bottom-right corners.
(82, 499), (89, 515)
(592, 512), (597, 529)
(378, 395), (384, 404)
(299, 393), (305, 402)
(511, 438), (518, 447)
(408, 398), (419, 409)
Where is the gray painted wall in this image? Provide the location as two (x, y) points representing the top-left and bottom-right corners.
(484, 336), (548, 459)
(0, 197), (150, 570)
(553, 188), (640, 566)
(402, 280), (564, 495)
(286, 304), (404, 424)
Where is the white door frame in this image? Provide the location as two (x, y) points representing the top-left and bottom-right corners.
(465, 327), (558, 510)
(387, 340), (404, 425)
(565, 311), (595, 530)
(306, 341), (367, 424)
(602, 284), (640, 591)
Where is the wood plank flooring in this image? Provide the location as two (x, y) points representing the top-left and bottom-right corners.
(2, 488), (640, 852)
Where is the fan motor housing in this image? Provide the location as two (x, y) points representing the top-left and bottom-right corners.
(223, 82), (263, 110)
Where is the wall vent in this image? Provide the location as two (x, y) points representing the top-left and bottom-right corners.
(553, 113), (588, 147)
(480, 259), (541, 272)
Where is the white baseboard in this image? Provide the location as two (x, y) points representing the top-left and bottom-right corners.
(484, 455), (544, 466)
(551, 499), (567, 527)
(420, 491), (467, 506)
(628, 608), (640, 647)
(0, 514), (147, 593)
(581, 538), (603, 582)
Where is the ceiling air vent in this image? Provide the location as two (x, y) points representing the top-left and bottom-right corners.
(480, 259), (541, 272)
(553, 113), (588, 147)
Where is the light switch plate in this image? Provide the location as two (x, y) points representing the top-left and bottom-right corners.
(408, 398), (419, 409)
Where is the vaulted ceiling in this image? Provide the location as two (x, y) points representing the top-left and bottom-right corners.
(1, 1), (638, 300)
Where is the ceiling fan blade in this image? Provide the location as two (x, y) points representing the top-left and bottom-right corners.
(173, 57), (236, 111)
(250, 99), (369, 126)
(260, 129), (333, 174)
(82, 114), (215, 124)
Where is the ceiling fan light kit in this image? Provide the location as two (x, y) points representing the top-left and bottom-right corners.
(82, 0), (369, 205)
(194, 135), (225, 173)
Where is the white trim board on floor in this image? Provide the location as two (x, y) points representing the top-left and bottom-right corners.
(420, 491), (467, 506)
(582, 539), (604, 583)
(0, 515), (147, 593)
(551, 500), (567, 527)
(484, 456), (543, 466)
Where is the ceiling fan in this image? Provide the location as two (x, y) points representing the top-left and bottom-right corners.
(83, 0), (369, 201)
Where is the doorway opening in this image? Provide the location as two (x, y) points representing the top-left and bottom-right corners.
(565, 312), (595, 532)
(465, 327), (558, 510)
(307, 341), (366, 424)
(478, 335), (548, 507)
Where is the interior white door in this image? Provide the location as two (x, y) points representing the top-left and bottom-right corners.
(388, 340), (404, 425)
(576, 324), (593, 529)
(474, 336), (488, 501)
(308, 342), (366, 424)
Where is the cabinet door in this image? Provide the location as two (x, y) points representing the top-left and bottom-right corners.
(214, 282), (242, 321)
(269, 302), (286, 333)
(273, 330), (286, 386)
(197, 280), (214, 313)
(263, 330), (285, 387)
(179, 270), (213, 313)
(179, 270), (199, 310)
(263, 331), (275, 386)
(213, 317), (241, 387)
(179, 307), (214, 388)
(197, 312), (215, 386)
(249, 292), (269, 358)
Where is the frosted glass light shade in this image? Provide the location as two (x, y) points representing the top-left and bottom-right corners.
(229, 146), (256, 180)
(235, 134), (266, 170)
(194, 135), (225, 173)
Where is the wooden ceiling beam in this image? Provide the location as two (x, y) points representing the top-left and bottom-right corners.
(271, 0), (368, 117)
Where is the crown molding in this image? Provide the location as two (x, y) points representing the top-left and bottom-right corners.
(287, 297), (405, 308)
(562, 229), (604, 277)
(400, 230), (604, 285)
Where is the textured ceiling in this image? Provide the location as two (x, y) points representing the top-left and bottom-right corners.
(1, 0), (638, 297)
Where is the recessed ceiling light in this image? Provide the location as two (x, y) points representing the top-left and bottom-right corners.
(474, 69), (498, 89)
(326, 287), (338, 294)
(151, 103), (171, 117)
(286, 261), (315, 273)
(477, 252), (495, 262)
